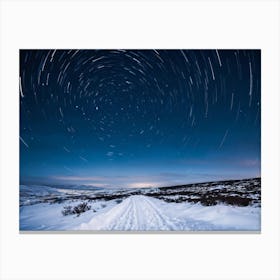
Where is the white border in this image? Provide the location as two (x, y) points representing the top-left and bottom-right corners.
(0, 0), (279, 279)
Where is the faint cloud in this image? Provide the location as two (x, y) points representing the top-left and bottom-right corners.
(52, 175), (105, 181)
(239, 159), (260, 167)
(128, 182), (157, 188)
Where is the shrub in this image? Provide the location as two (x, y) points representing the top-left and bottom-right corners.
(73, 202), (91, 216)
(62, 205), (73, 216)
(200, 196), (218, 206)
(61, 202), (91, 216)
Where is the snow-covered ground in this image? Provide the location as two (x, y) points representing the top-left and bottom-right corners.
(19, 178), (261, 231)
(20, 199), (119, 230)
(78, 195), (260, 231)
(20, 195), (260, 231)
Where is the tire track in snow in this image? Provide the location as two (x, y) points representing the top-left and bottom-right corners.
(140, 196), (178, 230)
(79, 195), (179, 230)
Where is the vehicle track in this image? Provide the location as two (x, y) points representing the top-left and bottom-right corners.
(79, 195), (179, 230)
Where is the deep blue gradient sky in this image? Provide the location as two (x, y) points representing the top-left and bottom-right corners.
(20, 50), (260, 188)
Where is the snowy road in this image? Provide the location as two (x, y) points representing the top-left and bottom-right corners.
(79, 195), (173, 230)
(78, 195), (224, 231)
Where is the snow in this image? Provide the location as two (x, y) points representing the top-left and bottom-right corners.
(77, 195), (260, 231)
(19, 178), (261, 231)
(20, 185), (62, 197)
(20, 199), (118, 230)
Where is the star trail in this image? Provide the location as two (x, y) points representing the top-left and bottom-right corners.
(20, 50), (261, 188)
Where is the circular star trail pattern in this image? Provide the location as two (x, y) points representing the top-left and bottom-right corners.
(20, 49), (260, 186)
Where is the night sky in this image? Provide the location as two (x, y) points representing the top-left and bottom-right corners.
(20, 50), (261, 188)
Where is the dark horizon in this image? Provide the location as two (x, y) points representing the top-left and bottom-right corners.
(20, 176), (261, 190)
(20, 49), (261, 188)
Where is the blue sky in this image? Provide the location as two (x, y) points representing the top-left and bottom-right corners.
(20, 49), (261, 187)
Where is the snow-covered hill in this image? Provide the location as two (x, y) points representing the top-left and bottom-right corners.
(19, 177), (261, 231)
